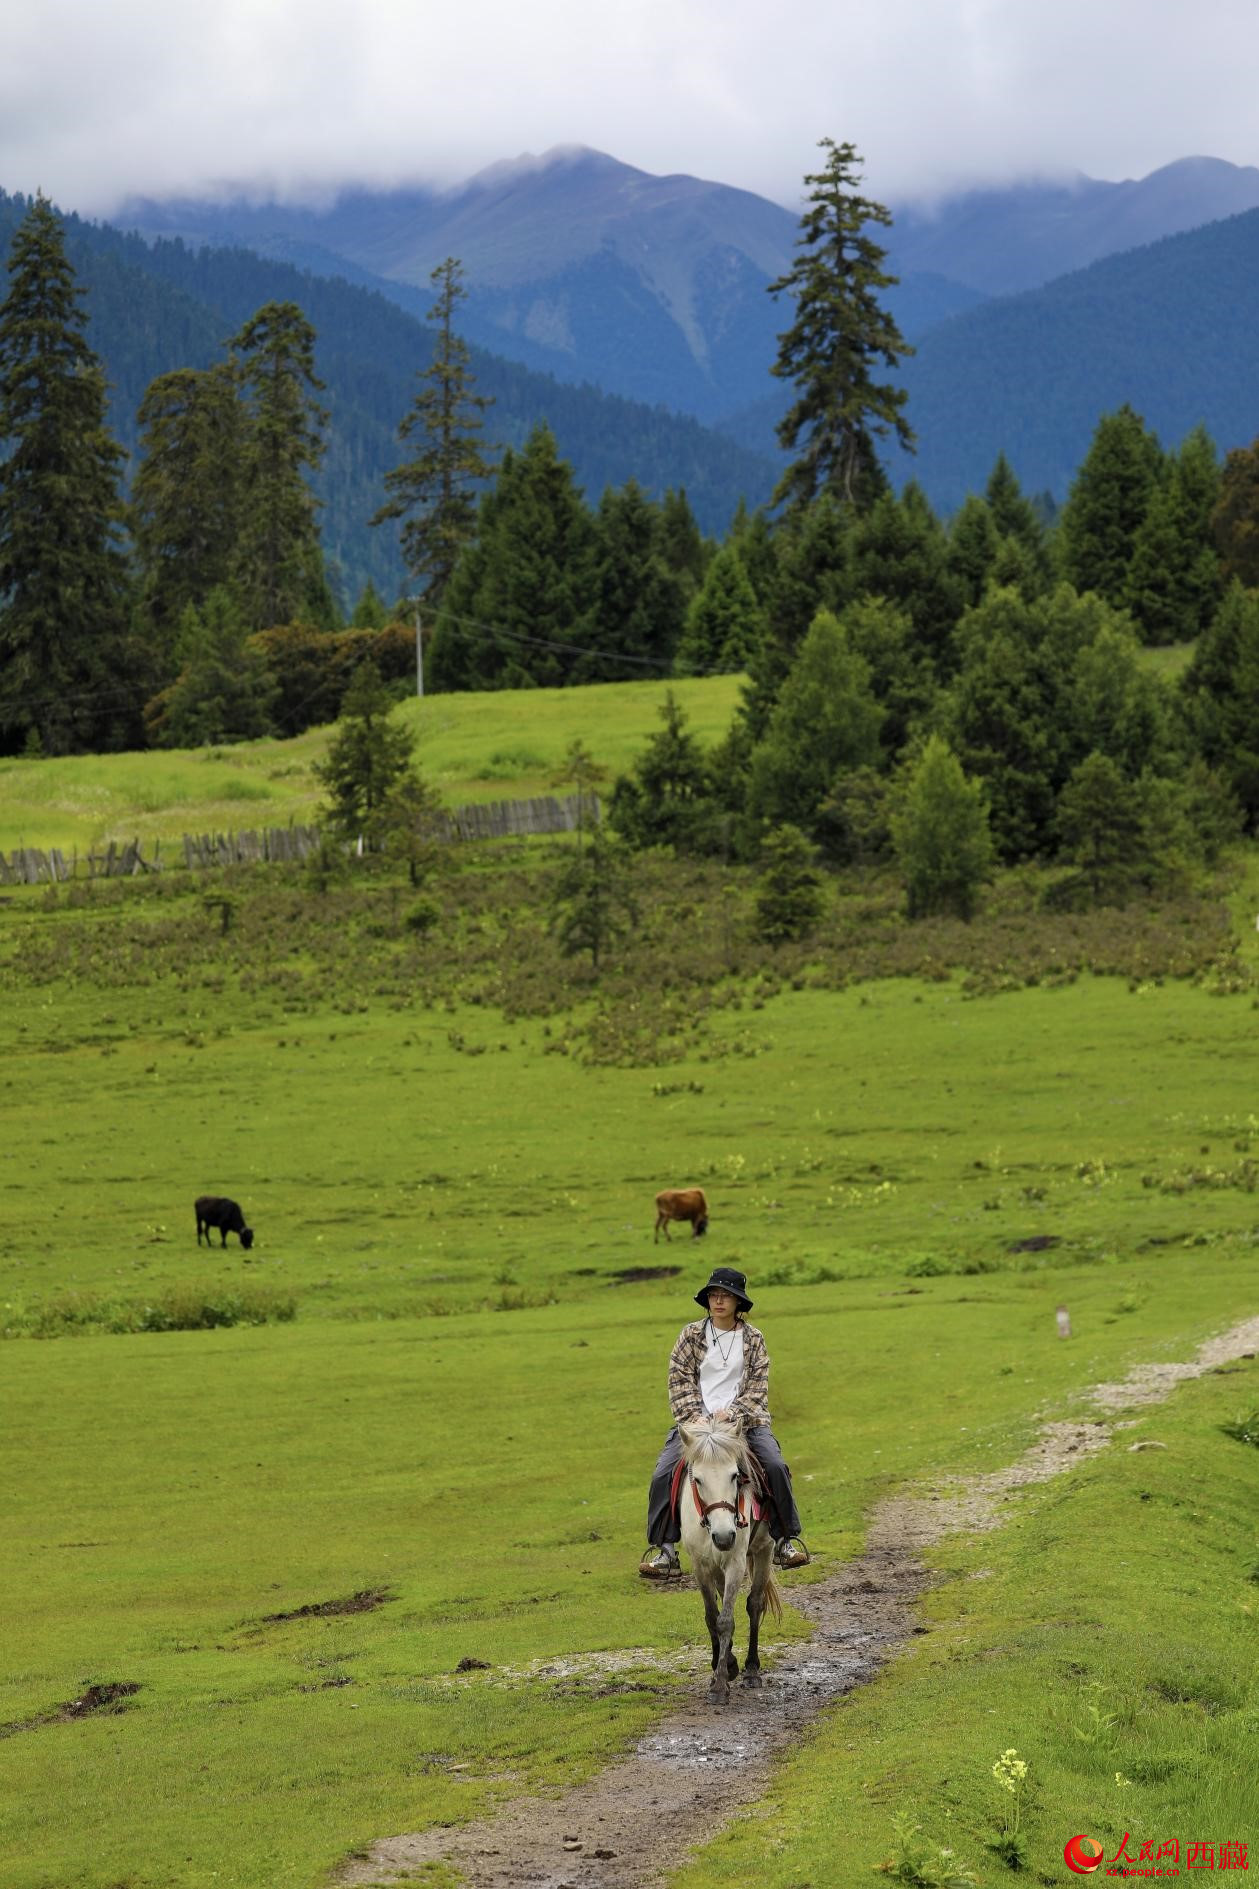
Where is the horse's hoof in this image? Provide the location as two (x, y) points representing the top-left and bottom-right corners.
(743, 1671), (763, 1689)
(708, 1685), (728, 1706)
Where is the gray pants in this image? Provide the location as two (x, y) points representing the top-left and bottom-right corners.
(646, 1424), (803, 1546)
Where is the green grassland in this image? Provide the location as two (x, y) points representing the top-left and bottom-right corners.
(0, 674), (742, 856)
(1, 692), (1256, 1887)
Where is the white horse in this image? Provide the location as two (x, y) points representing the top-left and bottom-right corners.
(678, 1418), (781, 1705)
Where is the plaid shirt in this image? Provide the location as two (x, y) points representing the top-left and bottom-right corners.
(668, 1318), (771, 1429)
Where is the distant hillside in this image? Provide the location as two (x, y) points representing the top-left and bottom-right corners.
(889, 154), (1259, 296)
(0, 190), (778, 603)
(900, 207), (1259, 507)
(120, 147), (984, 423)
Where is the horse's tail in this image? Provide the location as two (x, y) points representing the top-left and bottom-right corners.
(762, 1572), (783, 1622)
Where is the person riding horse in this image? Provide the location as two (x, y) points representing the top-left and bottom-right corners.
(639, 1265), (810, 1578)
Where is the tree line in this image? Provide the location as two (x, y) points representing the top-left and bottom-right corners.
(3, 134), (1259, 874)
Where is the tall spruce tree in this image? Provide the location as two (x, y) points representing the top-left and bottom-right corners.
(673, 544), (764, 676)
(586, 480), (684, 681)
(1059, 405), (1164, 609)
(768, 139), (914, 516)
(428, 424), (597, 689)
(230, 301), (329, 632)
(131, 363), (246, 661)
(0, 194), (132, 754)
(371, 257), (495, 610)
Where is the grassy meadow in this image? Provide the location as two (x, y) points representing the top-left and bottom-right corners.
(0, 674), (742, 856)
(1, 680), (1257, 1887)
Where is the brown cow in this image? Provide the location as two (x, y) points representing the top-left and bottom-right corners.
(654, 1187), (709, 1243)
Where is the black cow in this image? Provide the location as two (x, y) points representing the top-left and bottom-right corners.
(195, 1195), (254, 1249)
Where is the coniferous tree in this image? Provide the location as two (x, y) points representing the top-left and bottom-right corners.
(315, 659), (416, 846)
(657, 487), (709, 604)
(985, 453), (1052, 587)
(349, 580), (390, 629)
(753, 825), (826, 943)
(892, 735), (994, 920)
(947, 494), (1001, 609)
(849, 484), (963, 674)
(769, 138), (914, 516)
(1212, 436), (1259, 588)
(1182, 582), (1259, 823)
(131, 363), (246, 659)
(1055, 751), (1145, 898)
(1058, 405), (1163, 608)
(608, 691), (717, 853)
(587, 480), (684, 680)
(1125, 426), (1221, 645)
(230, 301), (329, 632)
(371, 258), (495, 610)
(428, 425), (596, 689)
(0, 194), (132, 753)
(747, 610), (883, 834)
(674, 544), (763, 675)
(146, 586), (275, 748)
(740, 493), (851, 741)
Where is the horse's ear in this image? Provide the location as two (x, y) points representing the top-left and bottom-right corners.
(678, 1422), (700, 1448)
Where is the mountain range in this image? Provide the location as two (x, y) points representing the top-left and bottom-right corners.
(120, 146), (1259, 426)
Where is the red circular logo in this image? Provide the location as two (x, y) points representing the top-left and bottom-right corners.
(1064, 1834), (1106, 1874)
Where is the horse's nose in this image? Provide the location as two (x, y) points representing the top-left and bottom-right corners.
(711, 1528), (736, 1552)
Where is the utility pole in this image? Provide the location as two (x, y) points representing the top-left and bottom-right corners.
(414, 605), (424, 698)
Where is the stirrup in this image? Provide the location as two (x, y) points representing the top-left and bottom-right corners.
(638, 1544), (680, 1580)
(773, 1536), (811, 1569)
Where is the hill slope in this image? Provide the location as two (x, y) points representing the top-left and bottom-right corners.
(121, 147), (984, 423)
(900, 205), (1259, 506)
(0, 190), (778, 602)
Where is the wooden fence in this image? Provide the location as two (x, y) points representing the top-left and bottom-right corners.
(0, 794), (599, 885)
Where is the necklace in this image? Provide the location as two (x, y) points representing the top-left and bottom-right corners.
(707, 1318), (739, 1365)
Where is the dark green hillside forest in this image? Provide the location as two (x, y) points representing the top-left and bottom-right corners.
(0, 189), (777, 602)
(3, 151), (1259, 919)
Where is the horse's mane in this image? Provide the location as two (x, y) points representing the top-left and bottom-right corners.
(680, 1420), (748, 1474)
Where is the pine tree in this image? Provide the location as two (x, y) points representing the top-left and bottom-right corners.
(947, 494), (1001, 609)
(587, 480), (684, 680)
(0, 194), (132, 754)
(674, 544), (763, 675)
(608, 691), (717, 853)
(1182, 582), (1259, 823)
(1054, 751), (1144, 898)
(740, 493), (851, 740)
(550, 823), (638, 972)
(1212, 436), (1259, 588)
(230, 301), (329, 632)
(371, 258), (495, 610)
(892, 735), (994, 920)
(1059, 405), (1164, 608)
(131, 363), (246, 659)
(849, 484), (963, 674)
(754, 825), (826, 943)
(658, 488), (709, 604)
(985, 453), (1052, 587)
(747, 609), (884, 833)
(315, 660), (416, 846)
(1125, 426), (1221, 645)
(349, 580), (390, 629)
(429, 425), (597, 689)
(146, 586), (275, 748)
(769, 138), (914, 516)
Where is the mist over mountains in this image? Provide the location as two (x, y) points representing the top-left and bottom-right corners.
(120, 145), (1259, 431)
(4, 142), (1259, 605)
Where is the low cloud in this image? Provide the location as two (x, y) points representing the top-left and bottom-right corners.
(1, 0), (1254, 216)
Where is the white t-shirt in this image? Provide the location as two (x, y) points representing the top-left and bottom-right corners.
(699, 1319), (744, 1415)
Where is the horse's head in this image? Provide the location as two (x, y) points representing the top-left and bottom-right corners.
(679, 1419), (746, 1553)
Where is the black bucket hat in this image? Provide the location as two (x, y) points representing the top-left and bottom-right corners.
(695, 1266), (753, 1313)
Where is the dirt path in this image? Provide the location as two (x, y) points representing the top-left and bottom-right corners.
(336, 1316), (1259, 1889)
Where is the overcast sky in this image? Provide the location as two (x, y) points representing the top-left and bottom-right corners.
(4, 0), (1256, 216)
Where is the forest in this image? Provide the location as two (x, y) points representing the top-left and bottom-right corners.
(3, 160), (1259, 923)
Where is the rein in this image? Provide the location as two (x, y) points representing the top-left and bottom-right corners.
(689, 1467), (750, 1531)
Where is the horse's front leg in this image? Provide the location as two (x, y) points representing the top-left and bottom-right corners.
(743, 1530), (772, 1689)
(709, 1558), (742, 1705)
(701, 1578), (723, 1680)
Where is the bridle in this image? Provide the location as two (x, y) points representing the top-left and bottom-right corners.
(689, 1467), (751, 1531)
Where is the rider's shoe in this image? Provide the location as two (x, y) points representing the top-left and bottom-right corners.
(638, 1543), (680, 1579)
(773, 1537), (811, 1569)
